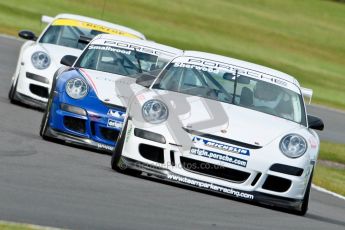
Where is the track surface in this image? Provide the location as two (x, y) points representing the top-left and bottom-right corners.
(0, 36), (344, 230)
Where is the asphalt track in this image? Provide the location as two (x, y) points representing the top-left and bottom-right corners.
(0, 36), (344, 230)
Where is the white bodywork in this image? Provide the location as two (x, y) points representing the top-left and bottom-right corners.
(77, 34), (183, 107)
(119, 51), (320, 203)
(11, 14), (146, 107)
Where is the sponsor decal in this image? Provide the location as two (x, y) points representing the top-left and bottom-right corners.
(174, 62), (219, 74)
(103, 41), (169, 56)
(88, 45), (131, 55)
(107, 119), (123, 129)
(97, 143), (114, 151)
(52, 19), (140, 38)
(167, 174), (254, 200)
(308, 137), (317, 149)
(190, 147), (247, 167)
(171, 58), (300, 92)
(192, 136), (250, 156)
(107, 109), (125, 119)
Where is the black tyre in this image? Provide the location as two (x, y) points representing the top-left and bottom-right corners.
(8, 78), (18, 103)
(39, 86), (54, 140)
(111, 121), (141, 176)
(39, 103), (50, 139)
(295, 170), (313, 216)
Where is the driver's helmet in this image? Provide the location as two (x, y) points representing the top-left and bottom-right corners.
(254, 81), (281, 101)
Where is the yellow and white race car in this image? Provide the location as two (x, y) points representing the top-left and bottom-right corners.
(8, 13), (145, 109)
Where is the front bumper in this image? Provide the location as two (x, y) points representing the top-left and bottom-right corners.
(47, 92), (125, 153)
(120, 120), (313, 210)
(15, 67), (51, 109)
(14, 91), (47, 110)
(120, 156), (303, 211)
(45, 126), (114, 153)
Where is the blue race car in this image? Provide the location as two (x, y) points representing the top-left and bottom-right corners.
(39, 34), (182, 153)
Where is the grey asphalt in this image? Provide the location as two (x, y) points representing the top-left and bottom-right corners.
(0, 36), (344, 230)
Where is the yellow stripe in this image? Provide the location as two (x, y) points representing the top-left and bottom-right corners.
(52, 18), (140, 39)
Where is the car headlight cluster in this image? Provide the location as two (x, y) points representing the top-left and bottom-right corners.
(31, 51), (50, 69)
(279, 134), (307, 158)
(65, 78), (88, 99)
(142, 99), (168, 124)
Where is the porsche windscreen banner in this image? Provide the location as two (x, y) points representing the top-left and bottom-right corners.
(52, 18), (140, 39)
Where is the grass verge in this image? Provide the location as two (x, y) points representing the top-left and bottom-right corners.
(314, 165), (345, 196)
(0, 221), (61, 230)
(0, 0), (344, 109)
(314, 141), (345, 196)
(318, 141), (345, 165)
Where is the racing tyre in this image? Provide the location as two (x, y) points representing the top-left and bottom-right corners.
(39, 91), (53, 140)
(111, 121), (141, 176)
(8, 78), (18, 104)
(295, 170), (313, 216)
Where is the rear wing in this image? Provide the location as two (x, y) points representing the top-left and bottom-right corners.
(301, 87), (313, 104)
(41, 15), (53, 24)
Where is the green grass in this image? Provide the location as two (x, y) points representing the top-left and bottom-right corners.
(0, 221), (60, 230)
(314, 164), (345, 196)
(318, 141), (345, 165)
(314, 141), (345, 196)
(0, 0), (345, 109)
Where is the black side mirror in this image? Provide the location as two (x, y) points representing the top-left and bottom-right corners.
(18, 30), (37, 41)
(136, 74), (156, 88)
(60, 55), (78, 67)
(78, 35), (92, 45)
(307, 115), (324, 131)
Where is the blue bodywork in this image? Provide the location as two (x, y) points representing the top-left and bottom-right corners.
(47, 68), (125, 152)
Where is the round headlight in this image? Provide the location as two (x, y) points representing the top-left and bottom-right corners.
(31, 51), (50, 69)
(279, 134), (307, 158)
(142, 99), (169, 124)
(65, 78), (88, 99)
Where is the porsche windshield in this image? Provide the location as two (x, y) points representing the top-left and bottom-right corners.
(40, 25), (102, 50)
(153, 62), (306, 124)
(75, 45), (168, 77)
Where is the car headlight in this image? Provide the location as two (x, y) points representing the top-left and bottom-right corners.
(142, 99), (169, 124)
(65, 78), (88, 99)
(279, 134), (307, 158)
(31, 51), (50, 69)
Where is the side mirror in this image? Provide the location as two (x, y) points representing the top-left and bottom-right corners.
(307, 115), (324, 131)
(136, 74), (156, 88)
(18, 30), (37, 41)
(60, 55), (78, 67)
(78, 35), (92, 45)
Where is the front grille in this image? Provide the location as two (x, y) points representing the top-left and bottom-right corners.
(270, 164), (304, 176)
(100, 127), (120, 141)
(138, 144), (164, 163)
(90, 121), (96, 136)
(29, 84), (49, 98)
(63, 116), (86, 133)
(262, 175), (291, 192)
(180, 157), (250, 183)
(26, 72), (49, 84)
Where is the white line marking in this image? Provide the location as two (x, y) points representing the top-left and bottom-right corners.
(312, 184), (345, 201)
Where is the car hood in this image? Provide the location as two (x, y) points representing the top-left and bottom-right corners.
(40, 43), (82, 67)
(154, 90), (303, 147)
(79, 68), (143, 107)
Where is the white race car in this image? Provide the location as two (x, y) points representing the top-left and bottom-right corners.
(111, 51), (324, 215)
(8, 13), (145, 109)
